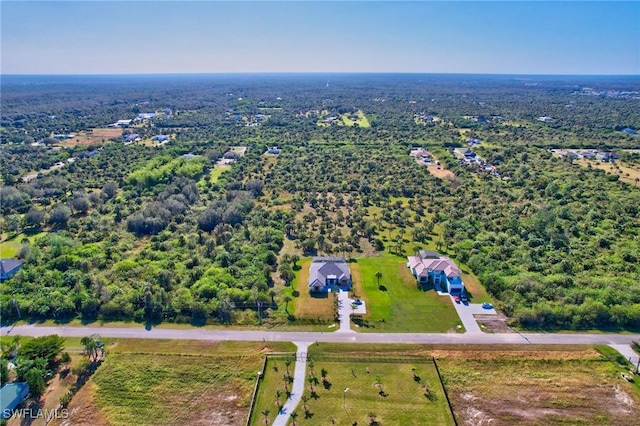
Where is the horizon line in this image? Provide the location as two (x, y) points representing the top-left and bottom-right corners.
(2, 71), (639, 78)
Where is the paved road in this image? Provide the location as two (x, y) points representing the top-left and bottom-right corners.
(609, 344), (640, 367)
(2, 324), (639, 346)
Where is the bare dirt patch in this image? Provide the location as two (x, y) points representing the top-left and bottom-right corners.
(59, 128), (123, 147)
(439, 352), (640, 426)
(476, 312), (515, 333)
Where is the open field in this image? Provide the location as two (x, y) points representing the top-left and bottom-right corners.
(58, 128), (123, 147)
(305, 344), (640, 426)
(576, 158), (640, 186)
(0, 230), (46, 258)
(353, 255), (463, 333)
(438, 347), (640, 426)
(210, 164), (231, 183)
(340, 110), (370, 128)
(252, 357), (454, 426)
(55, 340), (294, 426)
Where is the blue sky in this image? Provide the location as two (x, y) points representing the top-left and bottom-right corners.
(1, 1), (638, 74)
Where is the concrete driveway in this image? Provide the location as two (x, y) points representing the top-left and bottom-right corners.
(450, 296), (497, 334)
(336, 289), (366, 333)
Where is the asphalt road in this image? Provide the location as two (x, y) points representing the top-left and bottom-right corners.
(2, 324), (639, 346)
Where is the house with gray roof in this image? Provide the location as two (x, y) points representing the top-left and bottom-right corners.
(308, 257), (351, 292)
(0, 259), (23, 282)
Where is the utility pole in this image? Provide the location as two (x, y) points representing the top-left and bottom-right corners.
(257, 301), (262, 324)
(343, 387), (349, 409)
(12, 298), (20, 319)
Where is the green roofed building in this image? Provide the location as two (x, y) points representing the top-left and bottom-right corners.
(1, 382), (29, 419)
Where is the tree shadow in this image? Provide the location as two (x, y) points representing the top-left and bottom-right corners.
(304, 410), (314, 419)
(377, 285), (388, 292)
(322, 380), (332, 390)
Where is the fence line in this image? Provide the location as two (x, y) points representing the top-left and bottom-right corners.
(307, 353), (433, 364)
(245, 355), (269, 426)
(432, 357), (458, 426)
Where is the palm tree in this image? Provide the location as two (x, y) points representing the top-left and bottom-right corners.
(290, 411), (299, 426)
(375, 271), (382, 287)
(368, 412), (378, 425)
(301, 395), (309, 411)
(320, 368), (328, 379)
(283, 296), (292, 313)
(261, 409), (270, 425)
(275, 390), (282, 410)
(284, 359), (292, 375)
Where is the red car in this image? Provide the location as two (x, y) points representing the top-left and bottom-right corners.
(453, 296), (460, 303)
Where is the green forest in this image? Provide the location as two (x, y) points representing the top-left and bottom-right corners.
(1, 74), (639, 330)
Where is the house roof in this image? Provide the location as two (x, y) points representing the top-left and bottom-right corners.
(418, 250), (440, 259)
(0, 259), (23, 276)
(407, 255), (461, 279)
(308, 257), (350, 288)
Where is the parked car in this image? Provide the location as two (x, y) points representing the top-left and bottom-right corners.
(482, 302), (494, 309)
(353, 299), (363, 305)
(453, 295), (460, 303)
(460, 295), (468, 303)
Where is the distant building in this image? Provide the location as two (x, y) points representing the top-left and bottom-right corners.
(152, 135), (169, 142)
(53, 134), (74, 140)
(122, 134), (140, 142)
(0, 259), (23, 281)
(537, 116), (554, 123)
(463, 148), (476, 158)
(266, 146), (280, 154)
(1, 382), (30, 419)
(137, 113), (156, 120)
(109, 119), (133, 127)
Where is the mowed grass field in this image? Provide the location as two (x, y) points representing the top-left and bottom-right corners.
(61, 340), (294, 426)
(252, 357), (454, 425)
(354, 255), (462, 332)
(340, 110), (370, 128)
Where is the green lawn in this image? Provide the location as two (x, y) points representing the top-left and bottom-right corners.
(250, 358), (296, 425)
(353, 255), (463, 332)
(0, 231), (46, 257)
(210, 164), (230, 183)
(340, 110), (370, 128)
(253, 358), (454, 425)
(0, 239), (21, 258)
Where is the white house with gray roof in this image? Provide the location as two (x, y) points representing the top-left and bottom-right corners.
(308, 257), (351, 292)
(407, 251), (464, 295)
